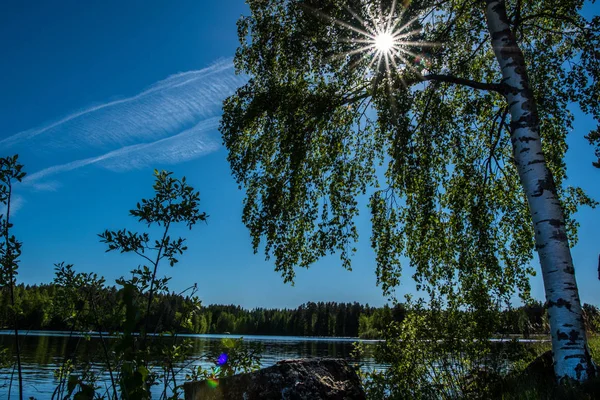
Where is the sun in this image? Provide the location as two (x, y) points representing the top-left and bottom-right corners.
(304, 0), (435, 90)
(305, 0), (436, 84)
(375, 32), (395, 54)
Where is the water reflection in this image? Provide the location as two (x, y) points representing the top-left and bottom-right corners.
(0, 332), (379, 399)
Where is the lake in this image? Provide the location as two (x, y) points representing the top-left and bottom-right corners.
(0, 331), (382, 399)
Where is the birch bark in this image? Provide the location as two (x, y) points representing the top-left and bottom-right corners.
(484, 0), (594, 381)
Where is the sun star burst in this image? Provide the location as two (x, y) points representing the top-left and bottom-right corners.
(375, 32), (395, 54)
(309, 0), (436, 89)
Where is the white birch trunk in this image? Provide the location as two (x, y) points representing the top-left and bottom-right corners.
(484, 0), (594, 381)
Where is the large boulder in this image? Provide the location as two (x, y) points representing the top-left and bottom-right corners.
(522, 350), (555, 384)
(183, 358), (366, 400)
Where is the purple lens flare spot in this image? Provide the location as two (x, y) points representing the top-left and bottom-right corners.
(217, 353), (228, 365)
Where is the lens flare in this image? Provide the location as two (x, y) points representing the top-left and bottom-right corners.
(207, 378), (219, 388)
(375, 32), (394, 53)
(217, 353), (228, 366)
(305, 0), (437, 91)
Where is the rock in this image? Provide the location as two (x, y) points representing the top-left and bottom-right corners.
(183, 358), (366, 400)
(522, 350), (555, 384)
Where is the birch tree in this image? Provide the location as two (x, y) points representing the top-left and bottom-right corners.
(220, 0), (599, 381)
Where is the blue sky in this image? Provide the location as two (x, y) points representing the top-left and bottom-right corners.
(0, 0), (598, 309)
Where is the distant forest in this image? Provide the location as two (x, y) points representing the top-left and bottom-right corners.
(1, 284), (598, 338)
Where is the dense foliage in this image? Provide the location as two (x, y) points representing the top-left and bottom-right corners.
(222, 0), (598, 309)
(0, 284), (395, 337)
(220, 0), (599, 381)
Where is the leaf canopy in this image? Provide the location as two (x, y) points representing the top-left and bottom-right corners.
(220, 0), (599, 307)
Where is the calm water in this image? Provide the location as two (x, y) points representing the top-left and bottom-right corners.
(0, 331), (381, 399)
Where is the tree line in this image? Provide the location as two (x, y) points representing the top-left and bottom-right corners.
(2, 283), (597, 338)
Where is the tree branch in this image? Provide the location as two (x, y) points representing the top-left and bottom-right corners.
(421, 74), (506, 94)
(512, 0), (523, 33)
(520, 12), (598, 32)
(133, 250), (155, 267)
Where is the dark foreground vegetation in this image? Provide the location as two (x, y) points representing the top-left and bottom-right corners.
(356, 328), (600, 400)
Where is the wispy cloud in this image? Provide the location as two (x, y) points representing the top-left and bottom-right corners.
(2, 59), (245, 188)
(0, 194), (24, 217)
(2, 60), (240, 150)
(23, 117), (220, 186)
